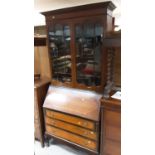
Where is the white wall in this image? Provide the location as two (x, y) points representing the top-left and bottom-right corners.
(34, 11), (45, 26)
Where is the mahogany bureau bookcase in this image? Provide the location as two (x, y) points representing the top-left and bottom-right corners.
(40, 1), (121, 155)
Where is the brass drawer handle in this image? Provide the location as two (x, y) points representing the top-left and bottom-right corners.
(78, 121), (81, 125)
(84, 140), (91, 146)
(78, 121), (88, 127)
(90, 131), (94, 135)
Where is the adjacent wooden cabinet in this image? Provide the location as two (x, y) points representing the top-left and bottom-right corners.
(100, 97), (121, 155)
(34, 79), (50, 147)
(42, 1), (116, 92)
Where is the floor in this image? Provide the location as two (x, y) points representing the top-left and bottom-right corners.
(34, 140), (88, 155)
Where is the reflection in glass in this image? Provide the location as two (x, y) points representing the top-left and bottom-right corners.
(48, 24), (71, 82)
(76, 23), (103, 86)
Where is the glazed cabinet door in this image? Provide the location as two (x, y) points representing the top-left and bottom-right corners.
(74, 19), (104, 90)
(47, 18), (106, 91)
(48, 23), (72, 84)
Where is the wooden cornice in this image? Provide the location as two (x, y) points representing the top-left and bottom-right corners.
(41, 1), (116, 16)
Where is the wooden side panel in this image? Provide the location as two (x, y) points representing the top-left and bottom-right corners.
(34, 47), (40, 75)
(100, 98), (121, 155)
(105, 125), (120, 141)
(38, 46), (51, 79)
(106, 15), (113, 34)
(114, 48), (121, 87)
(45, 117), (97, 140)
(105, 111), (121, 143)
(34, 80), (50, 147)
(46, 110), (95, 130)
(34, 122), (40, 140)
(105, 110), (121, 127)
(104, 140), (121, 155)
(46, 125), (97, 151)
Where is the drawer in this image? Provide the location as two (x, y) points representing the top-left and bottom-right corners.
(46, 110), (95, 130)
(46, 125), (97, 151)
(104, 139), (121, 155)
(45, 117), (97, 140)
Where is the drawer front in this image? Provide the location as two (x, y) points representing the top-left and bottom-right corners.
(46, 110), (95, 130)
(104, 139), (121, 155)
(46, 125), (97, 151)
(45, 117), (97, 140)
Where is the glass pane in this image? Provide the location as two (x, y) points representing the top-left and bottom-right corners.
(48, 24), (71, 82)
(75, 23), (103, 86)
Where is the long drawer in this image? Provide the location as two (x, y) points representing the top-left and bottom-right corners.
(46, 125), (97, 151)
(46, 110), (95, 130)
(45, 117), (97, 140)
